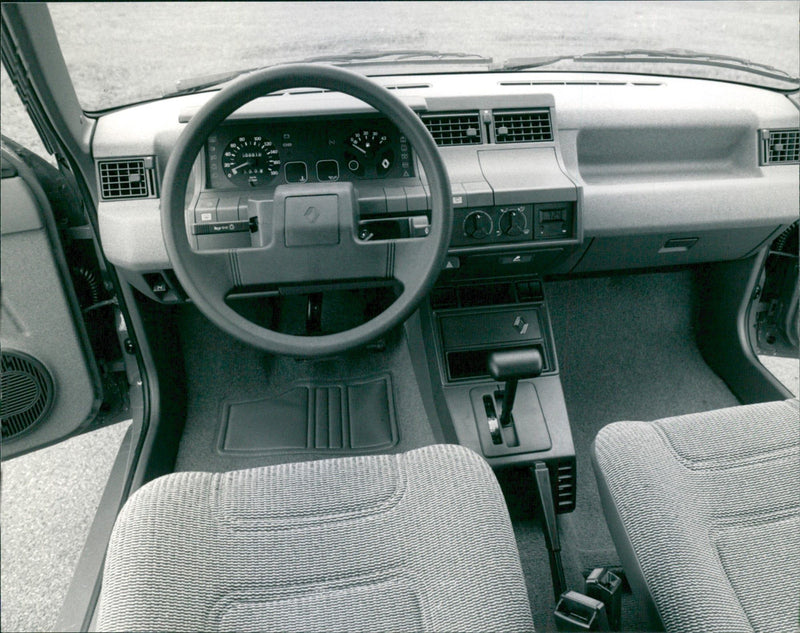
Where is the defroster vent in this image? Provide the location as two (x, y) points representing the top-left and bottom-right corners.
(760, 129), (799, 165)
(98, 157), (158, 200)
(493, 110), (553, 143)
(422, 113), (482, 146)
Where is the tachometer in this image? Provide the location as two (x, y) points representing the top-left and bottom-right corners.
(221, 135), (280, 187)
(344, 129), (394, 177)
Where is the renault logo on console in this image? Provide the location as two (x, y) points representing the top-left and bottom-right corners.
(513, 315), (528, 335)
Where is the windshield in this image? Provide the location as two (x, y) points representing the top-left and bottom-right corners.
(38, 1), (800, 109)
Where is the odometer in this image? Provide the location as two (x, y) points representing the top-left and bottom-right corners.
(221, 135), (280, 187)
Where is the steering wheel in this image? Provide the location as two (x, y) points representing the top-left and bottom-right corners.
(161, 64), (452, 357)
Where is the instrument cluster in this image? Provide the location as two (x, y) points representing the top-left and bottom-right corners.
(205, 117), (414, 190)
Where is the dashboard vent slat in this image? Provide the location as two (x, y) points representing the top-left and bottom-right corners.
(98, 157), (158, 200)
(421, 112), (482, 146)
(553, 459), (576, 514)
(385, 83), (431, 91)
(760, 129), (800, 165)
(493, 110), (553, 143)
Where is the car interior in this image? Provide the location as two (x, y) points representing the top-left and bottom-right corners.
(1, 4), (798, 632)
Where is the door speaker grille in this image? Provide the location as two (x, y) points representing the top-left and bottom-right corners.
(1, 351), (54, 439)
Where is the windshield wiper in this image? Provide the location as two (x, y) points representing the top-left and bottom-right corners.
(166, 50), (491, 98)
(503, 49), (799, 85)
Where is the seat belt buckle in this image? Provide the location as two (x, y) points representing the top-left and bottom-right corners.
(554, 590), (609, 631)
(585, 567), (623, 631)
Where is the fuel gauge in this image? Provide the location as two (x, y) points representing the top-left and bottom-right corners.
(344, 129), (394, 177)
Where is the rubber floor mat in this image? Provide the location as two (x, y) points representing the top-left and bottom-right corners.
(218, 375), (397, 454)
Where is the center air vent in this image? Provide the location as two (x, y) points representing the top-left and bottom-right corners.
(98, 157), (158, 200)
(493, 110), (553, 143)
(421, 113), (482, 146)
(760, 129), (799, 165)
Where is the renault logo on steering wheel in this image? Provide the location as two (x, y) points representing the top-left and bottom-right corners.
(304, 206), (320, 224)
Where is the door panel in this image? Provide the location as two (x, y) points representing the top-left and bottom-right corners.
(1, 145), (102, 457)
(750, 221), (799, 359)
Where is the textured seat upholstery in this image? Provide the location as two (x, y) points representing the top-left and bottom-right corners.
(97, 444), (534, 632)
(592, 399), (800, 633)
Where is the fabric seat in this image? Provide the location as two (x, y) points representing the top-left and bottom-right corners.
(97, 444), (534, 632)
(592, 399), (800, 633)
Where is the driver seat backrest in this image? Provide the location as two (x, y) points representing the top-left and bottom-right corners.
(96, 444), (534, 632)
(592, 398), (800, 633)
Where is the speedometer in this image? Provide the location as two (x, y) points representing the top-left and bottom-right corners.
(221, 135), (280, 187)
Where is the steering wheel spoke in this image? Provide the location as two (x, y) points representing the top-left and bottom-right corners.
(192, 250), (239, 302)
(391, 237), (437, 288)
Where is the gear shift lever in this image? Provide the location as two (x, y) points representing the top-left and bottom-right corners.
(488, 348), (543, 427)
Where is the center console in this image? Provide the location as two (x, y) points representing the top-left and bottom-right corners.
(422, 275), (576, 513)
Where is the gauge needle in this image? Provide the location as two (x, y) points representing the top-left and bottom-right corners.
(230, 161), (251, 174)
(352, 145), (367, 155)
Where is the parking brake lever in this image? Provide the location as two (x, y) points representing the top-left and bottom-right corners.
(487, 348), (543, 427)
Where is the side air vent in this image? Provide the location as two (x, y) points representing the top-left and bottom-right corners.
(493, 110), (553, 143)
(421, 112), (482, 146)
(760, 129), (800, 165)
(1, 351), (54, 440)
(97, 157), (158, 200)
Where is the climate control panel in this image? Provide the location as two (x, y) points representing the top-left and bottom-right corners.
(451, 202), (574, 247)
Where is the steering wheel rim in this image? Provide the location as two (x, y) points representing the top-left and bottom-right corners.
(161, 64), (452, 357)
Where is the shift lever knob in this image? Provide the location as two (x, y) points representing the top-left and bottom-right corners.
(488, 348), (543, 382)
(488, 348), (543, 427)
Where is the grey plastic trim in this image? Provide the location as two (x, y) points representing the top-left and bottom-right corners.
(404, 308), (458, 445)
(0, 176), (44, 234)
(579, 171), (798, 237)
(98, 200), (170, 270)
(477, 147), (577, 203)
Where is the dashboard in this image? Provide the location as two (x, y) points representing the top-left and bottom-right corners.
(91, 71), (799, 301)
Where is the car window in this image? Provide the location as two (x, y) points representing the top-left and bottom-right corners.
(49, 1), (799, 111)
